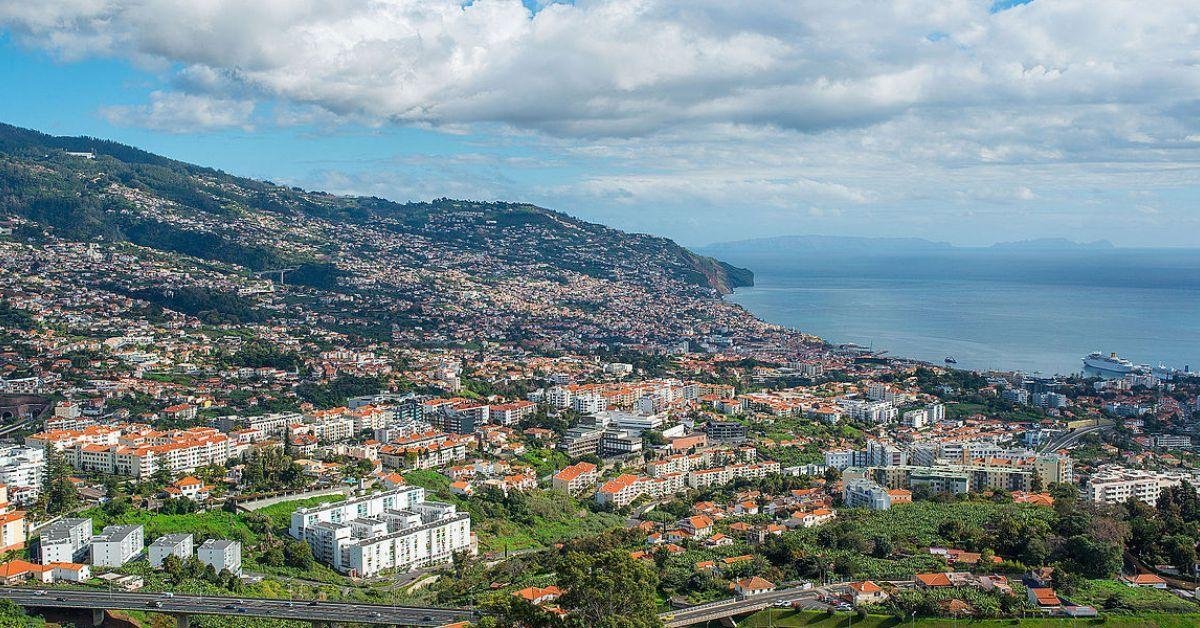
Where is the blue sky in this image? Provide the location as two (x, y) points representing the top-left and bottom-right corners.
(2, 1), (1198, 247)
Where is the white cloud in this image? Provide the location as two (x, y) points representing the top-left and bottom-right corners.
(4, 0), (1200, 245)
(99, 91), (255, 132)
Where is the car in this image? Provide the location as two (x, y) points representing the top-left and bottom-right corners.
(371, 612), (382, 618)
(422, 615), (434, 622)
(224, 604), (237, 610)
(54, 597), (66, 602)
(237, 607), (247, 613)
(162, 592), (174, 598)
(147, 601), (163, 608)
(308, 601), (320, 606)
(33, 590), (46, 596)
(285, 602), (295, 608)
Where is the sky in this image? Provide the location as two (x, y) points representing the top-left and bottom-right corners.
(1, 0), (1199, 248)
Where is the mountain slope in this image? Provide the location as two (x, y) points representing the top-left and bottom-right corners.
(0, 122), (765, 350)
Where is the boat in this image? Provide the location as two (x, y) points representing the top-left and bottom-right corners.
(944, 357), (957, 364)
(1082, 351), (1137, 378)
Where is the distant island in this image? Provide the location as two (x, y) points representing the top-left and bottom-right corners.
(700, 234), (1118, 257)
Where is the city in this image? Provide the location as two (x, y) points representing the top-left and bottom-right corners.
(2, 2), (1200, 627)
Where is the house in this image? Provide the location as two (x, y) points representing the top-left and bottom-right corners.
(678, 515), (714, 539)
(847, 580), (888, 605)
(198, 539), (242, 575)
(731, 576), (776, 598)
(50, 562), (90, 582)
(164, 476), (212, 501)
(513, 585), (563, 606)
(914, 572), (954, 589)
(378, 472), (406, 489)
(0, 560), (52, 585)
(450, 480), (474, 496)
(1026, 587), (1061, 610)
(704, 533), (733, 548)
(1121, 573), (1168, 589)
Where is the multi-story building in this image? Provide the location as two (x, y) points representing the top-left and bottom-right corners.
(839, 399), (897, 424)
(0, 484), (26, 552)
(705, 421), (748, 444)
(1085, 467), (1188, 506)
(290, 487), (473, 577)
(843, 478), (894, 510)
(551, 462), (598, 494)
(27, 425), (234, 478)
(91, 524), (144, 567)
(148, 533), (193, 568)
(378, 435), (468, 470)
(559, 425), (604, 458)
(600, 429), (643, 456)
(595, 474), (682, 508)
(488, 401), (537, 426)
(686, 462), (782, 489)
(39, 518), (92, 565)
(0, 445), (45, 503)
(198, 539), (242, 575)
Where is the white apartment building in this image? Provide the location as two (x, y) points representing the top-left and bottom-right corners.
(843, 479), (894, 511)
(91, 525), (144, 567)
(148, 533), (193, 568)
(0, 445), (46, 503)
(290, 487), (473, 577)
(40, 518), (93, 565)
(545, 386), (573, 409)
(1085, 467), (1189, 506)
(686, 462), (782, 489)
(571, 394), (607, 415)
(198, 539), (242, 575)
(839, 399), (897, 424)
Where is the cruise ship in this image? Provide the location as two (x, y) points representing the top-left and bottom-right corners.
(1082, 351), (1137, 378)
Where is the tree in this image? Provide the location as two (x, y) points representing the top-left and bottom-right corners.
(41, 448), (79, 515)
(557, 550), (661, 628)
(283, 539), (314, 570)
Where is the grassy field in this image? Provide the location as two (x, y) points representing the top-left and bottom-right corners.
(256, 493), (346, 529)
(740, 609), (1200, 628)
(80, 506), (258, 544)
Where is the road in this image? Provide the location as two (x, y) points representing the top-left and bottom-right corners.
(1040, 421), (1112, 453)
(4, 587), (475, 626)
(661, 586), (824, 627)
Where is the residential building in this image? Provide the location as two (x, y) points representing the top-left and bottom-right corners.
(91, 524), (145, 567)
(1085, 467), (1187, 506)
(552, 462), (598, 494)
(290, 487), (473, 577)
(198, 539), (242, 575)
(0, 445), (45, 503)
(705, 421), (748, 444)
(148, 534), (193, 568)
(39, 518), (92, 565)
(843, 478), (894, 510)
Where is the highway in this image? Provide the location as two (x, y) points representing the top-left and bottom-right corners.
(1040, 421), (1112, 453)
(4, 587), (476, 626)
(661, 586), (825, 627)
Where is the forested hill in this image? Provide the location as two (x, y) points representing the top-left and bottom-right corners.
(0, 122), (751, 294)
(0, 122), (763, 349)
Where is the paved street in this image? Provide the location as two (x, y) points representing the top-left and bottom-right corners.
(3, 587), (475, 626)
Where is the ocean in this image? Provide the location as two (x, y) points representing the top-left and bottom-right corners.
(722, 248), (1200, 376)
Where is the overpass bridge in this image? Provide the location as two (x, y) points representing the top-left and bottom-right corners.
(5, 587), (476, 627)
(661, 586), (824, 627)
